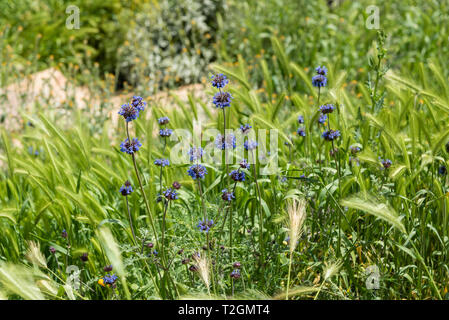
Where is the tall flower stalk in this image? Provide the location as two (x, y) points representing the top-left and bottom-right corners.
(118, 97), (158, 245)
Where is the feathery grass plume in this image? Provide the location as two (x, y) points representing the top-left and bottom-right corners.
(36, 279), (58, 297)
(340, 193), (406, 233)
(286, 198), (307, 253)
(97, 226), (130, 299)
(25, 241), (47, 268)
(273, 286), (319, 300)
(0, 262), (45, 300)
(193, 252), (210, 292)
(323, 260), (343, 282)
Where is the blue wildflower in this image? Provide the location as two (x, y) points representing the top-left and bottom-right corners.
(379, 158), (392, 169)
(239, 159), (251, 169)
(213, 91), (233, 108)
(221, 189), (235, 201)
(159, 128), (173, 137)
(131, 96), (146, 112)
(120, 138), (142, 154)
(158, 116), (170, 125)
(297, 115), (304, 124)
(211, 73), (229, 88)
(163, 188), (178, 201)
(119, 180), (133, 196)
(154, 158), (170, 167)
(230, 269), (241, 279)
(297, 127), (306, 137)
(189, 146), (203, 162)
(118, 103), (139, 122)
(438, 165), (447, 175)
(244, 140), (258, 150)
(350, 145), (361, 154)
(315, 66), (328, 76)
(187, 164), (208, 179)
(215, 133), (236, 150)
(319, 104), (335, 114)
(103, 274), (118, 285)
(322, 130), (340, 141)
(312, 74), (327, 87)
(318, 114), (328, 124)
(197, 219), (214, 232)
(62, 229), (68, 238)
(240, 124), (252, 135)
(230, 170), (245, 182)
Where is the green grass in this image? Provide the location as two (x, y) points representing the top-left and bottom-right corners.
(1, 0), (449, 300)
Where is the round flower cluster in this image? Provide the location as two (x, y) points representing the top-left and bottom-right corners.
(240, 124), (252, 135)
(154, 158), (170, 167)
(322, 130), (341, 141)
(189, 146), (203, 162)
(215, 133), (236, 150)
(158, 117), (170, 125)
(163, 188), (178, 201)
(318, 114), (328, 124)
(187, 164), (208, 180)
(119, 180), (133, 196)
(211, 73), (229, 88)
(297, 115), (304, 124)
(230, 170), (245, 182)
(197, 219), (214, 232)
(120, 138), (142, 154)
(221, 189), (235, 201)
(244, 140), (258, 151)
(297, 128), (306, 137)
(118, 96), (146, 122)
(230, 269), (241, 279)
(213, 91), (233, 109)
(312, 66), (328, 88)
(380, 158), (392, 169)
(350, 145), (361, 154)
(159, 128), (173, 138)
(319, 104), (335, 114)
(240, 159), (251, 169)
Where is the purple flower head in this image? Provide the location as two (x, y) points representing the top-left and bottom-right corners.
(103, 274), (118, 285)
(297, 115), (304, 124)
(240, 124), (252, 135)
(211, 73), (229, 88)
(244, 140), (258, 151)
(163, 188), (178, 201)
(158, 116), (170, 125)
(239, 159), (251, 169)
(189, 146), (203, 162)
(49, 247), (56, 254)
(213, 91), (233, 108)
(154, 158), (170, 167)
(120, 180), (133, 196)
(197, 219), (214, 232)
(221, 189), (235, 202)
(230, 269), (241, 279)
(322, 130), (340, 141)
(120, 138), (142, 154)
(215, 133), (236, 150)
(104, 265), (113, 272)
(312, 74), (327, 87)
(187, 164), (208, 180)
(318, 114), (328, 124)
(62, 229), (68, 238)
(319, 104), (335, 114)
(297, 127), (306, 137)
(131, 96), (146, 112)
(380, 158), (392, 169)
(230, 170), (245, 182)
(439, 165), (447, 175)
(118, 103), (139, 122)
(350, 145), (361, 154)
(159, 128), (173, 138)
(315, 66), (328, 76)
(172, 181), (181, 189)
